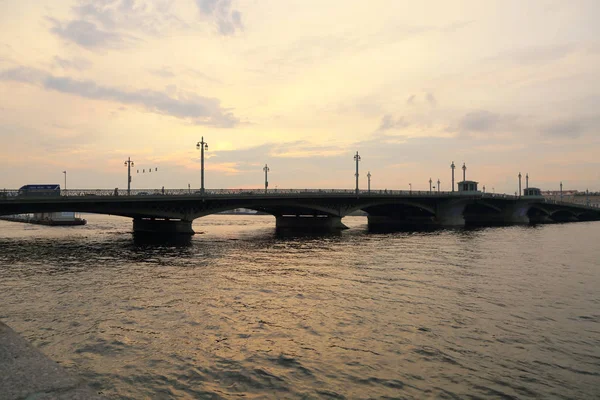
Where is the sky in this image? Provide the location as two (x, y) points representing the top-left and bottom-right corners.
(0, 0), (599, 193)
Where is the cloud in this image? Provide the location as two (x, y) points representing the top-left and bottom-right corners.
(148, 67), (175, 78)
(490, 43), (576, 65)
(49, 18), (129, 49)
(457, 110), (520, 133)
(456, 110), (598, 140)
(0, 66), (239, 127)
(148, 67), (222, 84)
(426, 92), (437, 107)
(404, 92), (436, 107)
(185, 68), (222, 84)
(195, 0), (243, 35)
(542, 119), (586, 138)
(377, 114), (409, 132)
(0, 66), (46, 83)
(53, 56), (92, 71)
(49, 0), (186, 49)
(216, 141), (347, 162)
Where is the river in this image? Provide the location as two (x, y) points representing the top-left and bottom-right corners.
(0, 214), (599, 399)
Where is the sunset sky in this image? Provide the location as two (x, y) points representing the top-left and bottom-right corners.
(1, 0), (599, 193)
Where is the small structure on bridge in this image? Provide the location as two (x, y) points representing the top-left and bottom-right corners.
(523, 187), (543, 198)
(457, 180), (479, 193)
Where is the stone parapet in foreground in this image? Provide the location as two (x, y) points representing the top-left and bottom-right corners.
(0, 321), (103, 400)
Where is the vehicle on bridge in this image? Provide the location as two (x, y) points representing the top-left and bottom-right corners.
(17, 184), (61, 197)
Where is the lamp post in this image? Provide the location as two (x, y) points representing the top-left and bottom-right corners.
(124, 157), (134, 195)
(437, 178), (440, 193)
(429, 178), (432, 193)
(526, 173), (529, 189)
(586, 189), (589, 206)
(560, 181), (563, 201)
(263, 164), (270, 194)
(409, 183), (412, 194)
(462, 162), (467, 182)
(367, 171), (371, 194)
(196, 137), (208, 194)
(354, 151), (361, 194)
(518, 172), (522, 197)
(483, 185), (486, 193)
(62, 170), (67, 196)
(451, 161), (455, 192)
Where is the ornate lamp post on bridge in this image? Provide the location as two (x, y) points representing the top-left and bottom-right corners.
(462, 162), (467, 182)
(124, 157), (134, 195)
(263, 164), (270, 194)
(518, 172), (522, 197)
(560, 181), (563, 201)
(62, 170), (67, 196)
(526, 173), (529, 189)
(409, 183), (412, 194)
(196, 137), (208, 194)
(367, 171), (371, 194)
(437, 178), (440, 193)
(451, 161), (455, 192)
(429, 178), (432, 193)
(586, 189), (590, 206)
(354, 151), (361, 194)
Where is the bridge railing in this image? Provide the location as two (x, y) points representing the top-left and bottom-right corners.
(0, 188), (523, 199)
(0, 188), (597, 209)
(543, 198), (599, 209)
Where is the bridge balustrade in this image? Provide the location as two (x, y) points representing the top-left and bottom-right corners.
(2, 189), (597, 210)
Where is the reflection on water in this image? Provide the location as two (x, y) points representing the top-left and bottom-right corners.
(1, 214), (599, 399)
(132, 233), (193, 247)
(274, 228), (343, 239)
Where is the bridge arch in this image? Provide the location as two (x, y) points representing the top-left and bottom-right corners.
(549, 209), (579, 222)
(576, 211), (599, 221)
(351, 199), (436, 216)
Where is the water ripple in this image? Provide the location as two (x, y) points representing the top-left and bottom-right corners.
(1, 215), (599, 398)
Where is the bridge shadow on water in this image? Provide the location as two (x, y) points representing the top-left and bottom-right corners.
(132, 232), (193, 247)
(273, 227), (343, 240)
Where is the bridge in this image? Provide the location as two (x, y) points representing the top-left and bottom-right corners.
(1, 186), (599, 235)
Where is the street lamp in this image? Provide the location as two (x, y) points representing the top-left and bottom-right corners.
(451, 161), (455, 192)
(437, 178), (440, 193)
(518, 172), (522, 197)
(124, 157), (134, 195)
(483, 185), (486, 193)
(409, 183), (412, 194)
(560, 181), (563, 201)
(586, 189), (589, 206)
(263, 164), (270, 194)
(196, 137), (208, 194)
(526, 173), (529, 189)
(354, 151), (361, 194)
(462, 162), (467, 182)
(62, 170), (67, 196)
(367, 171), (371, 194)
(429, 178), (432, 193)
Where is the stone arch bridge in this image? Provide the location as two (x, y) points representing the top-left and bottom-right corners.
(0, 189), (598, 235)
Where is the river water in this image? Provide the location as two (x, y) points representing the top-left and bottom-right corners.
(0, 215), (599, 399)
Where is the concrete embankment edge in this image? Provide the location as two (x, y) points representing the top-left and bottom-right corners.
(0, 321), (104, 400)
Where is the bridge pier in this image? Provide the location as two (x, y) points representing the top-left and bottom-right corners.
(435, 200), (467, 227)
(133, 218), (194, 235)
(275, 215), (348, 231)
